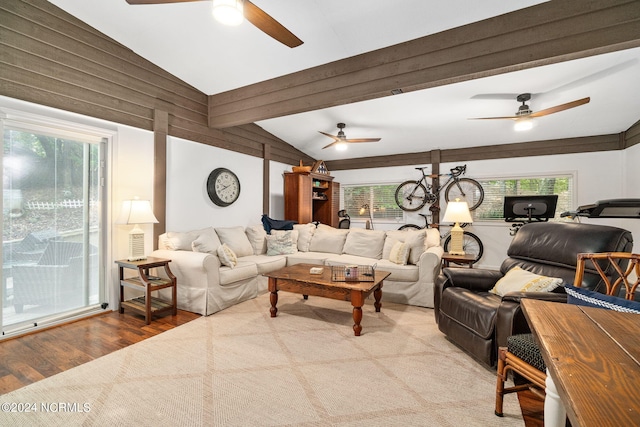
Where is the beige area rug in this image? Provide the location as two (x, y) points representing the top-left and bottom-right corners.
(1, 293), (524, 426)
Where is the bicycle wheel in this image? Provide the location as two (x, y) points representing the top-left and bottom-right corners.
(398, 224), (422, 230)
(443, 231), (484, 264)
(445, 178), (484, 211)
(395, 180), (428, 211)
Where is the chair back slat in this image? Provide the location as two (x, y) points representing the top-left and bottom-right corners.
(573, 253), (640, 300)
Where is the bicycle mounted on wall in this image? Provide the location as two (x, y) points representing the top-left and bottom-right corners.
(395, 165), (485, 265)
(394, 165), (484, 213)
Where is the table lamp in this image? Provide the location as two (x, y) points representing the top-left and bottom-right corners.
(442, 198), (472, 255)
(117, 198), (159, 261)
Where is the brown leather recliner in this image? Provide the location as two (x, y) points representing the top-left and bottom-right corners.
(434, 221), (633, 367)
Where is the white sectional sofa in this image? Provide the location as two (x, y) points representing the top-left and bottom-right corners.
(151, 223), (444, 315)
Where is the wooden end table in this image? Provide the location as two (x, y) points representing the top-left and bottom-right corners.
(442, 252), (476, 268)
(264, 263), (391, 336)
(115, 257), (177, 325)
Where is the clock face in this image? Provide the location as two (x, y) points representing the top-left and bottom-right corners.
(207, 168), (240, 207)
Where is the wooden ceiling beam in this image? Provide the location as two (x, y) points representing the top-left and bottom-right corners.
(208, 0), (640, 129)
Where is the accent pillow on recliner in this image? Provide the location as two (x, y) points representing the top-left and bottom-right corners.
(564, 284), (640, 314)
(490, 266), (562, 297)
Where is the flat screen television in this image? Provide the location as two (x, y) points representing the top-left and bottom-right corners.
(503, 195), (559, 222)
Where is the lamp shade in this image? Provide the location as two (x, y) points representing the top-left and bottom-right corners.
(442, 199), (473, 224)
(117, 199), (159, 225)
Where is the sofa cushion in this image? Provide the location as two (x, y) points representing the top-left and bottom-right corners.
(286, 252), (330, 266)
(266, 231), (298, 255)
(219, 261), (258, 286)
(217, 243), (238, 268)
(191, 233), (221, 254)
(293, 223), (316, 252)
(384, 230), (426, 265)
(324, 254), (379, 267)
(240, 255), (287, 274)
(215, 226), (254, 257)
(342, 229), (386, 259)
(245, 225), (267, 255)
(490, 266), (562, 297)
(440, 287), (501, 339)
(374, 260), (419, 282)
(165, 227), (218, 251)
(309, 224), (348, 254)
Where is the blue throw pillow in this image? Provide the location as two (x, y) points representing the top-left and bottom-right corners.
(564, 284), (640, 314)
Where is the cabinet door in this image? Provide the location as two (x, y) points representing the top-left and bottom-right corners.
(284, 173), (312, 223)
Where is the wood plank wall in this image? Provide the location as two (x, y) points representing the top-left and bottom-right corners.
(0, 0), (313, 167)
(1, 0), (638, 179)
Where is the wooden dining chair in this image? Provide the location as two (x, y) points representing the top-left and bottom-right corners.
(494, 252), (640, 417)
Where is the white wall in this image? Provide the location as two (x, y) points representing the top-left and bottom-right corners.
(333, 150), (638, 269)
(269, 160), (291, 219)
(165, 137), (265, 230)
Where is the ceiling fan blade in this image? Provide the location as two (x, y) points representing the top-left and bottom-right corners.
(468, 115), (521, 120)
(344, 138), (381, 143)
(318, 131), (340, 142)
(126, 0), (202, 4)
(244, 1), (303, 48)
(321, 141), (338, 150)
(529, 97), (590, 118)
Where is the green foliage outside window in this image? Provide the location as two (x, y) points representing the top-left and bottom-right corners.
(473, 176), (573, 220)
(343, 184), (403, 221)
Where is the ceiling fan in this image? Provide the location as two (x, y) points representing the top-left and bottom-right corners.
(469, 93), (590, 131)
(319, 123), (381, 150)
(125, 0), (303, 48)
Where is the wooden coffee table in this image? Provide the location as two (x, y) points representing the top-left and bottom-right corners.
(264, 263), (391, 336)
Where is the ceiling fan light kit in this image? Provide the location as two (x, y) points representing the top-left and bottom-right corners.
(514, 117), (534, 131)
(212, 0), (244, 26)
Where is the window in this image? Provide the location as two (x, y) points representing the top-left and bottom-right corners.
(473, 175), (574, 221)
(343, 184), (404, 222)
(2, 111), (106, 336)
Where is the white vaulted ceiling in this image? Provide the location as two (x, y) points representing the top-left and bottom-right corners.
(49, 0), (640, 161)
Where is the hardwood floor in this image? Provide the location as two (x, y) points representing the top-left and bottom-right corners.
(0, 309), (544, 426)
(0, 309), (199, 395)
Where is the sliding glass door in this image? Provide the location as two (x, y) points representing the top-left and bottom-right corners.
(2, 117), (105, 335)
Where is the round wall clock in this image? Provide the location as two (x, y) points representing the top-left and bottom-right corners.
(207, 168), (241, 207)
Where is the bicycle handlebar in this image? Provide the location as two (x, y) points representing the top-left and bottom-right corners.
(450, 165), (466, 177)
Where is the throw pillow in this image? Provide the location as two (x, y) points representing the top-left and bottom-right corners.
(342, 229), (386, 259)
(191, 233), (220, 254)
(266, 231), (297, 255)
(383, 230), (426, 264)
(389, 241), (410, 265)
(564, 284), (640, 314)
(165, 227), (216, 251)
(215, 226), (254, 257)
(217, 243), (237, 268)
(490, 266), (562, 297)
(245, 225), (267, 255)
(293, 223), (316, 252)
(308, 224), (349, 254)
(271, 229), (299, 249)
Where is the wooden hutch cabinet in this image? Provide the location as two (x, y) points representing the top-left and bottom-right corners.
(284, 161), (340, 227)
